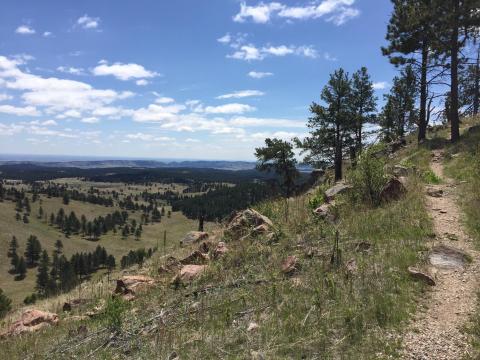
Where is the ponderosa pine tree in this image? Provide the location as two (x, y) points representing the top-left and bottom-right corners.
(460, 45), (480, 115)
(36, 250), (50, 297)
(24, 235), (42, 267)
(383, 0), (437, 142)
(379, 65), (418, 140)
(351, 67), (377, 156)
(16, 257), (27, 281)
(255, 138), (299, 197)
(434, 0), (480, 142)
(297, 68), (354, 181)
(8, 236), (19, 273)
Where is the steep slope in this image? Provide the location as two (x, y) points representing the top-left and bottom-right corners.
(4, 120), (480, 359)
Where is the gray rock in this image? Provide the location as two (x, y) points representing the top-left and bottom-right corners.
(408, 267), (436, 286)
(324, 182), (352, 202)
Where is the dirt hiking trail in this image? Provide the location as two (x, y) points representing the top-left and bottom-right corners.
(401, 150), (480, 359)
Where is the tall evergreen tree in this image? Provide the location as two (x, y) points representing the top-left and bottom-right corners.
(297, 68), (354, 181)
(36, 250), (50, 296)
(379, 65), (418, 140)
(15, 257), (27, 281)
(434, 0), (480, 142)
(383, 0), (436, 142)
(8, 236), (19, 273)
(24, 235), (42, 267)
(255, 138), (299, 197)
(350, 67), (377, 155)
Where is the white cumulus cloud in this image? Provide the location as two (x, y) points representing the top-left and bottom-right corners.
(77, 15), (100, 29)
(15, 25), (35, 35)
(248, 71), (274, 79)
(92, 61), (159, 81)
(216, 90), (265, 99)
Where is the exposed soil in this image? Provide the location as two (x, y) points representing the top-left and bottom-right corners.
(401, 150), (480, 359)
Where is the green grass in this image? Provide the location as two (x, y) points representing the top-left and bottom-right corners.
(0, 169), (433, 359)
(0, 186), (214, 306)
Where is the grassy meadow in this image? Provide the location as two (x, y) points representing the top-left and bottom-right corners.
(0, 179), (214, 306)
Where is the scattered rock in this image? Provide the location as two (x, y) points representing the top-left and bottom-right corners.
(1, 309), (59, 337)
(393, 165), (411, 177)
(355, 241), (372, 254)
(168, 351), (179, 360)
(247, 322), (259, 332)
(314, 201), (337, 222)
(408, 267), (436, 286)
(180, 231), (209, 246)
(198, 240), (214, 254)
(63, 298), (88, 312)
(114, 275), (155, 300)
(427, 188), (443, 198)
(180, 250), (210, 265)
(380, 177), (406, 202)
(281, 255), (299, 275)
(345, 258), (357, 275)
(68, 324), (88, 338)
(226, 209), (274, 238)
(429, 245), (469, 269)
(213, 242), (228, 259)
(324, 182), (352, 202)
(173, 264), (207, 284)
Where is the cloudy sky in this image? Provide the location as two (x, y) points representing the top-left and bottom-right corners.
(0, 0), (394, 160)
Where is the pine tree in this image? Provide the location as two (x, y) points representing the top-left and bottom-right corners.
(54, 239), (63, 256)
(433, 0), (480, 142)
(296, 68), (354, 181)
(24, 235), (42, 267)
(36, 250), (50, 296)
(383, 0), (437, 142)
(8, 236), (19, 273)
(255, 138), (299, 197)
(379, 65), (418, 140)
(38, 205), (44, 219)
(0, 288), (12, 319)
(15, 257), (27, 281)
(350, 67), (377, 155)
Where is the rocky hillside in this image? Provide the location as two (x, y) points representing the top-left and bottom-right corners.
(1, 118), (479, 359)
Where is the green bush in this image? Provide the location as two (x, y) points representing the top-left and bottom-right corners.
(0, 288), (12, 319)
(422, 169), (441, 184)
(23, 293), (37, 305)
(103, 296), (129, 331)
(349, 145), (388, 206)
(308, 184), (327, 210)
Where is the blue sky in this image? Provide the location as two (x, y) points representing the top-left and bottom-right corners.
(0, 0), (395, 160)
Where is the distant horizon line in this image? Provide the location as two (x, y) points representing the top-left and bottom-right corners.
(0, 152), (257, 163)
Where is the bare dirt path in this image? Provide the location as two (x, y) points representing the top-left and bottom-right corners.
(401, 150), (480, 359)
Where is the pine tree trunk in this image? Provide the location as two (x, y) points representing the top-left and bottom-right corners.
(450, 0), (460, 143)
(334, 126), (342, 181)
(474, 47), (480, 115)
(418, 42), (429, 142)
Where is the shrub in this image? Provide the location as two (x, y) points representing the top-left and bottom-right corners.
(307, 184), (327, 210)
(0, 288), (12, 319)
(349, 145), (388, 206)
(422, 169), (441, 184)
(23, 293), (37, 305)
(103, 296), (129, 331)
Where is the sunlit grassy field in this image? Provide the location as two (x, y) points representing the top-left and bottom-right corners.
(0, 180), (214, 307)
